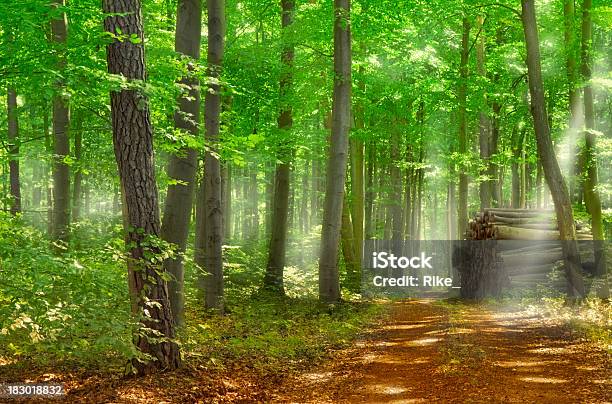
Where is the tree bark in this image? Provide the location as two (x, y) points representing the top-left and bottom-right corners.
(195, 0), (225, 311)
(51, 0), (71, 245)
(457, 17), (470, 239)
(160, 0), (202, 326)
(103, 0), (181, 373)
(264, 0), (295, 293)
(7, 87), (21, 216)
(319, 0), (351, 303)
(341, 195), (358, 290)
(521, 0), (585, 298)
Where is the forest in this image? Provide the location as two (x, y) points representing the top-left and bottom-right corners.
(0, 0), (610, 402)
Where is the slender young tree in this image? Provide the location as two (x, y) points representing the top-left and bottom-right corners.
(71, 116), (83, 222)
(51, 0), (70, 244)
(580, 0), (603, 242)
(264, 0), (295, 294)
(564, 0), (581, 202)
(521, 0), (585, 298)
(457, 17), (470, 238)
(319, 0), (351, 303)
(476, 15), (492, 210)
(103, 0), (181, 373)
(160, 0), (202, 326)
(580, 0), (606, 291)
(7, 87), (21, 215)
(195, 0), (225, 311)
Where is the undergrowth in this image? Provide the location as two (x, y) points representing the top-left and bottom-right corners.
(0, 213), (382, 376)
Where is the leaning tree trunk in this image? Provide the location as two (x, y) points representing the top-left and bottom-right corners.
(51, 0), (71, 245)
(103, 0), (181, 374)
(319, 0), (351, 304)
(195, 0), (225, 311)
(457, 17), (470, 239)
(160, 0), (202, 326)
(264, 0), (295, 294)
(521, 0), (585, 299)
(7, 87), (21, 216)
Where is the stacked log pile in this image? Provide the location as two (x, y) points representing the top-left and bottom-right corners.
(465, 208), (593, 292)
(467, 208), (592, 241)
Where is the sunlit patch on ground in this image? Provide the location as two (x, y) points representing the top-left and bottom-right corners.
(447, 327), (476, 335)
(527, 346), (573, 355)
(519, 376), (568, 384)
(373, 341), (398, 347)
(0, 357), (15, 366)
(405, 337), (440, 346)
(301, 371), (334, 382)
(575, 365), (598, 371)
(383, 323), (428, 330)
(481, 326), (524, 333)
(592, 379), (612, 385)
(494, 360), (563, 368)
(367, 384), (409, 395)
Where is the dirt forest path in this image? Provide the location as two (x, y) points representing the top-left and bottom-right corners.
(272, 300), (611, 403)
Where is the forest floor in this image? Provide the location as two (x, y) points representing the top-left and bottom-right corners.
(2, 299), (610, 403)
(273, 300), (611, 403)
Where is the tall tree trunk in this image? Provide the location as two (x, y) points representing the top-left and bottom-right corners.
(564, 0), (581, 204)
(581, 0), (606, 289)
(7, 88), (21, 215)
(71, 115), (83, 222)
(264, 0), (295, 294)
(195, 0), (225, 311)
(490, 100), (501, 206)
(520, 142), (527, 208)
(340, 195), (358, 290)
(44, 108), (53, 236)
(319, 0), (351, 303)
(457, 17), (470, 239)
(224, 163), (232, 239)
(390, 125), (402, 241)
(580, 0), (603, 241)
(521, 0), (585, 299)
(476, 15), (492, 210)
(159, 0), (202, 326)
(364, 141), (375, 239)
(350, 76), (365, 268)
(249, 165), (259, 239)
(103, 0), (181, 374)
(51, 0), (71, 245)
(536, 160), (543, 208)
(447, 175), (456, 239)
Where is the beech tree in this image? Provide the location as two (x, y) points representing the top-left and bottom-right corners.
(50, 0), (70, 245)
(160, 0), (202, 326)
(521, 0), (585, 298)
(7, 87), (20, 215)
(195, 0), (225, 311)
(319, 0), (351, 304)
(264, 0), (295, 294)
